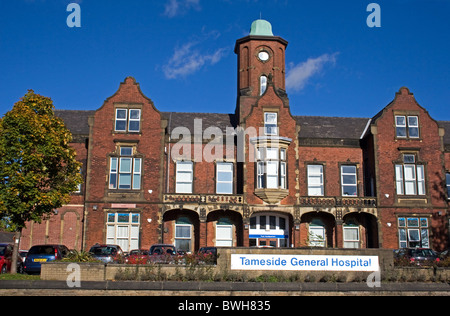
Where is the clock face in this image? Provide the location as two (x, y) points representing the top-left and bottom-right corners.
(258, 51), (270, 62)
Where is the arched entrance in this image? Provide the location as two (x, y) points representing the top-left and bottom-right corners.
(249, 212), (292, 248)
(300, 212), (336, 248)
(342, 213), (379, 249)
(162, 209), (200, 253)
(206, 210), (243, 248)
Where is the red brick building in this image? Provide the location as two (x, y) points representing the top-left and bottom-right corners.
(20, 20), (450, 253)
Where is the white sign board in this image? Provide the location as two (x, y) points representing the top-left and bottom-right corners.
(231, 254), (380, 272)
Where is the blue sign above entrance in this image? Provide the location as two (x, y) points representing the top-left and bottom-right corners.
(249, 235), (289, 239)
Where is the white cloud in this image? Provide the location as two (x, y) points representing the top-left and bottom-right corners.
(286, 53), (338, 92)
(163, 41), (227, 79)
(164, 0), (200, 18)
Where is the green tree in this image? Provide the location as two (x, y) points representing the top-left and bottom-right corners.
(0, 91), (82, 274)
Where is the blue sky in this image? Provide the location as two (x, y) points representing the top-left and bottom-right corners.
(1, 0), (449, 120)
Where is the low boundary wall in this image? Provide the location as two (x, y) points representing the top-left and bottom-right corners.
(40, 248), (448, 283)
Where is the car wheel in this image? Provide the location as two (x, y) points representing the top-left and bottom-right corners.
(1, 265), (7, 274)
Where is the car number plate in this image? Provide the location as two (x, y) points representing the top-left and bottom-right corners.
(33, 259), (47, 263)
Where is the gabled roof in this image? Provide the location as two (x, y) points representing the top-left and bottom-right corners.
(54, 109), (450, 146)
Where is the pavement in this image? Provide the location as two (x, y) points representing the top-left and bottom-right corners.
(0, 280), (449, 296)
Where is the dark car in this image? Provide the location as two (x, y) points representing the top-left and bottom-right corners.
(148, 244), (177, 263)
(395, 248), (440, 266)
(0, 244), (24, 274)
(89, 244), (124, 264)
(24, 244), (70, 274)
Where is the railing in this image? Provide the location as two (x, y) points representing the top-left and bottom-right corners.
(163, 194), (244, 205)
(299, 196), (377, 207)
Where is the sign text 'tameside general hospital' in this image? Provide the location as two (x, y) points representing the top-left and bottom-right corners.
(231, 255), (380, 272)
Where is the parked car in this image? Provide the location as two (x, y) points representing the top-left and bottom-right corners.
(125, 249), (149, 264)
(438, 248), (449, 259)
(0, 244), (24, 274)
(89, 244), (124, 264)
(198, 247), (218, 264)
(24, 244), (70, 274)
(394, 248), (440, 265)
(148, 244), (177, 263)
(19, 250), (28, 263)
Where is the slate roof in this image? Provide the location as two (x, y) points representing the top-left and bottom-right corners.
(161, 112), (237, 135)
(295, 116), (370, 140)
(54, 110), (94, 136)
(54, 109), (450, 145)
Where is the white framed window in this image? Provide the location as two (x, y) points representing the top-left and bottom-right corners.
(308, 219), (326, 248)
(260, 76), (268, 96)
(256, 147), (287, 190)
(395, 157), (426, 196)
(395, 115), (419, 138)
(308, 165), (324, 196)
(109, 147), (142, 190)
(264, 112), (278, 136)
(175, 217), (192, 252)
(343, 225), (360, 249)
(128, 109), (141, 132)
(176, 161), (193, 194)
(216, 218), (233, 247)
(106, 213), (140, 252)
(398, 217), (430, 248)
(341, 165), (357, 197)
(216, 162), (233, 195)
(115, 108), (141, 133)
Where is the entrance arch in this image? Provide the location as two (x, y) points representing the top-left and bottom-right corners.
(249, 212), (292, 248)
(343, 212), (379, 249)
(162, 209), (200, 253)
(206, 210), (243, 248)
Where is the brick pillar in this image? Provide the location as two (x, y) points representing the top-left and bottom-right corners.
(336, 220), (344, 248)
(199, 221), (207, 249)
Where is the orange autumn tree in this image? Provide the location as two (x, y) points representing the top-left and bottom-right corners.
(0, 91), (82, 274)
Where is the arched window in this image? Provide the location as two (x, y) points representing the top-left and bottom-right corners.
(260, 75), (268, 96)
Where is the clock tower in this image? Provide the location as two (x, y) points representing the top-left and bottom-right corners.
(234, 19), (289, 123)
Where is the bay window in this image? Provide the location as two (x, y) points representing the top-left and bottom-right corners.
(256, 147), (287, 190)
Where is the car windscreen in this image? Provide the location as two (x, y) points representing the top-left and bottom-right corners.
(414, 249), (435, 257)
(0, 246), (6, 256)
(89, 247), (116, 256)
(28, 246), (56, 255)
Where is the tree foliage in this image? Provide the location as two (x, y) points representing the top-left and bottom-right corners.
(0, 90), (82, 231)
